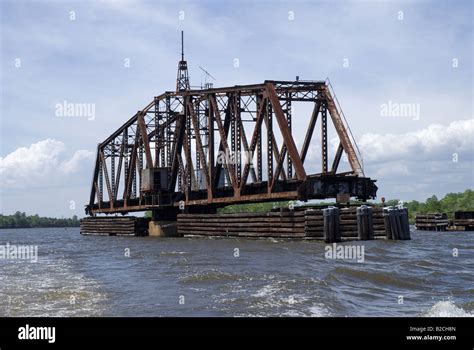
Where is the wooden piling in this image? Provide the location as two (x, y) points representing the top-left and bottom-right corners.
(323, 207), (341, 243)
(383, 208), (398, 240)
(357, 205), (374, 240)
(383, 207), (410, 240)
(399, 208), (411, 240)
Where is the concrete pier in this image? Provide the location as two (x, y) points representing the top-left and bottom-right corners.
(148, 220), (179, 237)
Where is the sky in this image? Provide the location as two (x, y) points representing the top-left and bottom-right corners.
(0, 0), (473, 217)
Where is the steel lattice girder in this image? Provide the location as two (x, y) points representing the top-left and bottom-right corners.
(86, 80), (376, 215)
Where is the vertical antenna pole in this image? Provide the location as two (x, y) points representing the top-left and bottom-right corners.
(181, 30), (184, 61)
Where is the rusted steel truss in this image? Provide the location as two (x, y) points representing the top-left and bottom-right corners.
(86, 80), (377, 215)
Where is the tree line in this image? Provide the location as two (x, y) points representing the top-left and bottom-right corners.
(0, 212), (80, 229)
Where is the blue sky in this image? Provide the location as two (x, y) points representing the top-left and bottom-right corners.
(1, 0), (473, 217)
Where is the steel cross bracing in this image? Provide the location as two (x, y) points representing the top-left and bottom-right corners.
(86, 80), (377, 215)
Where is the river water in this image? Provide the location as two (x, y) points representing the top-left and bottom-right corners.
(0, 227), (472, 317)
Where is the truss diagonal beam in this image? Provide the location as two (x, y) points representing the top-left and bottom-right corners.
(266, 83), (306, 181)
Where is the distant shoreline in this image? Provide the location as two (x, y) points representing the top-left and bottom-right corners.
(0, 212), (80, 229)
(0, 226), (79, 230)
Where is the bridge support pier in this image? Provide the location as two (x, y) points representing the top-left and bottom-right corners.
(148, 208), (180, 237)
(149, 220), (180, 237)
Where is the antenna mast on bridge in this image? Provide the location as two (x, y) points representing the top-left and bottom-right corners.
(176, 31), (190, 92)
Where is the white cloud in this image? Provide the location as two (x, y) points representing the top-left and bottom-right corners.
(356, 120), (474, 202)
(374, 162), (410, 178)
(62, 150), (94, 174)
(358, 119), (474, 163)
(0, 139), (93, 189)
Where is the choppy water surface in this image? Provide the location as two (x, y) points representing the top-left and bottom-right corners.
(0, 228), (472, 317)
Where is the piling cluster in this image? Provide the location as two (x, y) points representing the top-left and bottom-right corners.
(319, 205), (410, 243)
(383, 207), (411, 240)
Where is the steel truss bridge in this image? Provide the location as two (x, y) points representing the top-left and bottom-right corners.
(85, 34), (377, 217)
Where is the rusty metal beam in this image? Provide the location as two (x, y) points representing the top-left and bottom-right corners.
(99, 150), (114, 208)
(321, 102), (328, 173)
(188, 99), (211, 198)
(266, 83), (306, 181)
(123, 133), (139, 203)
(137, 113), (153, 169)
(88, 146), (101, 210)
(210, 95), (238, 192)
(271, 145), (287, 191)
(114, 131), (125, 199)
(323, 86), (363, 175)
(208, 98), (215, 199)
(331, 142), (344, 173)
(240, 95), (266, 189)
(213, 96), (232, 190)
(263, 103), (287, 181)
(169, 114), (185, 192)
(300, 101), (320, 164)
